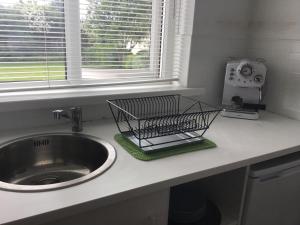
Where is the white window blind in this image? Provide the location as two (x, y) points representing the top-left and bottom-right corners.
(0, 0), (195, 91)
(172, 0), (195, 86)
(0, 0), (67, 83)
(78, 0), (164, 81)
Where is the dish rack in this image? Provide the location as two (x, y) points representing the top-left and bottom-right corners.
(107, 95), (221, 152)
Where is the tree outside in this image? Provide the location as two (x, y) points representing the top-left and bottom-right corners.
(80, 0), (152, 71)
(0, 0), (66, 82)
(0, 0), (155, 82)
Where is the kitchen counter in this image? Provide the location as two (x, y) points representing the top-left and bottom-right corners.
(1, 111), (300, 225)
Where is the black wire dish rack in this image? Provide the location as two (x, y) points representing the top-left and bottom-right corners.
(107, 95), (221, 153)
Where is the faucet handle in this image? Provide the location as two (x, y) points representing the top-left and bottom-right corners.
(70, 107), (82, 113)
(52, 107), (82, 132)
(70, 107), (82, 121)
(53, 109), (68, 120)
(70, 107), (83, 132)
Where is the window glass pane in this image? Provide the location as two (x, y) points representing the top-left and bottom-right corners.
(0, 0), (67, 83)
(80, 0), (162, 79)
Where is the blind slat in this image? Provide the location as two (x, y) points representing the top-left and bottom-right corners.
(0, 0), (66, 83)
(0, 0), (171, 86)
(0, 71), (65, 75)
(79, 1), (154, 9)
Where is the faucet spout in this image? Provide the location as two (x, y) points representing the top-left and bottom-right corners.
(53, 107), (83, 132)
(70, 107), (83, 132)
(53, 109), (69, 120)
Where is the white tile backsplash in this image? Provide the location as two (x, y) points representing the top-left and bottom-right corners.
(2, 0), (300, 130)
(192, 0), (251, 38)
(249, 0), (300, 40)
(189, 0), (300, 120)
(247, 0), (300, 119)
(289, 53), (300, 74)
(188, 0), (250, 105)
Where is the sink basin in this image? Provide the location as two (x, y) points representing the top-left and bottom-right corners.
(0, 133), (116, 192)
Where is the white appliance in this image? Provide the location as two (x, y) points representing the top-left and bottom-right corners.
(221, 59), (267, 120)
(242, 152), (300, 225)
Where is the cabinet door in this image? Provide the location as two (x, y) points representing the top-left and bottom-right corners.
(242, 167), (300, 225)
(43, 189), (170, 225)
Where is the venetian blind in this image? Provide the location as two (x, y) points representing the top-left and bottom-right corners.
(79, 0), (165, 80)
(0, 0), (67, 83)
(0, 0), (195, 90)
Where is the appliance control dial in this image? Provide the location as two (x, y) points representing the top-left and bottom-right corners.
(254, 75), (263, 83)
(239, 64), (253, 77)
(225, 59), (267, 88)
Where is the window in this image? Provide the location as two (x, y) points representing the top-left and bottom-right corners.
(79, 0), (161, 80)
(0, 0), (66, 83)
(0, 0), (195, 91)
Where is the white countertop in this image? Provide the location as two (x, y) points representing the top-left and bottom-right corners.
(1, 111), (300, 225)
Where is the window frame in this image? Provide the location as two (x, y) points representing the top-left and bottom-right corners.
(52, 0), (176, 87)
(0, 0), (187, 92)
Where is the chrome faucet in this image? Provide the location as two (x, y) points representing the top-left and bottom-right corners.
(53, 107), (83, 132)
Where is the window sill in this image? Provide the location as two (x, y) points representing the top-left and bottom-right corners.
(0, 84), (205, 112)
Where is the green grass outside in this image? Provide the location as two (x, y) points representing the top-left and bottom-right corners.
(0, 63), (66, 82)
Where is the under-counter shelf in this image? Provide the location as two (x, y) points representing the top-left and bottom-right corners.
(169, 168), (247, 225)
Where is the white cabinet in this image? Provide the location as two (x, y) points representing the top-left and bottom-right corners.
(43, 189), (170, 225)
(40, 152), (300, 225)
(168, 168), (247, 225)
(241, 152), (300, 225)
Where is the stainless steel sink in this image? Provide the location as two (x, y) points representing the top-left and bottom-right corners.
(0, 133), (116, 192)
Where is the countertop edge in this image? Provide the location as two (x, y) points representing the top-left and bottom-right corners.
(10, 144), (300, 225)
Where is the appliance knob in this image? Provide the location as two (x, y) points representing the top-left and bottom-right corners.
(240, 64), (253, 77)
(254, 75), (263, 83)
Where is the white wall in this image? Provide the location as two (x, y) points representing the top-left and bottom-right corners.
(0, 87), (202, 131)
(189, 0), (300, 120)
(188, 0), (251, 105)
(2, 0), (300, 131)
(247, 0), (300, 120)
